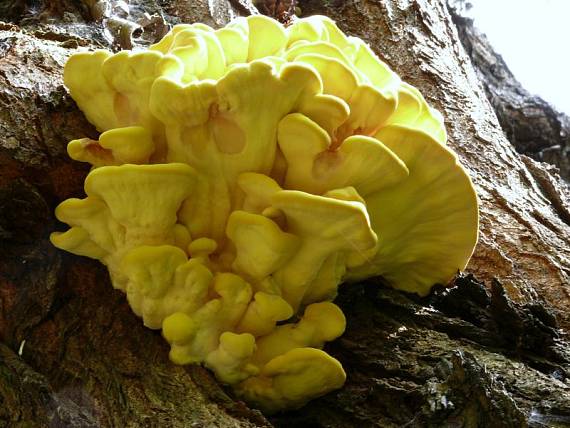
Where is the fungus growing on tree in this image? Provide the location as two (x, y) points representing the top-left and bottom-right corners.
(51, 14), (479, 413)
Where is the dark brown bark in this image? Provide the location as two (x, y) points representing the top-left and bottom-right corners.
(1, 0), (569, 427)
(272, 276), (570, 427)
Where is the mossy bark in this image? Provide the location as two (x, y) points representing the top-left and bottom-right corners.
(1, 0), (569, 427)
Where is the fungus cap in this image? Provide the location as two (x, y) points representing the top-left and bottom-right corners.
(236, 348), (346, 414)
(346, 125), (479, 295)
(53, 13), (479, 414)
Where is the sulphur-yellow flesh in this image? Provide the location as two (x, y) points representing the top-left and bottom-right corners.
(52, 14), (479, 414)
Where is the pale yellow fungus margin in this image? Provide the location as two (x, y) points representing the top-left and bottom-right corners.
(51, 14), (479, 414)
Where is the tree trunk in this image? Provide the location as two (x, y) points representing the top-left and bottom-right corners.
(1, 0), (569, 427)
(448, 0), (570, 182)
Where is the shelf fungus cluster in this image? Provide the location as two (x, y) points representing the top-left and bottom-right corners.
(51, 15), (479, 413)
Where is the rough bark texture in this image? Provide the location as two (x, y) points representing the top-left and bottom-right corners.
(272, 276), (570, 427)
(448, 0), (570, 181)
(1, 0), (570, 427)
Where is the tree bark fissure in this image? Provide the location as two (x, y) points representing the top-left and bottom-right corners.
(271, 275), (570, 427)
(448, 0), (570, 182)
(1, 0), (569, 426)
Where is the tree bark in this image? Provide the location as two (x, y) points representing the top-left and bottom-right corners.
(1, 0), (569, 427)
(448, 0), (570, 182)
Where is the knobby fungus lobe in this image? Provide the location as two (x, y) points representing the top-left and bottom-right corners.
(51, 15), (479, 413)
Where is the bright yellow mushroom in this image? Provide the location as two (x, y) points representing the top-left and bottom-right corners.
(249, 301), (346, 367)
(236, 292), (293, 337)
(345, 125), (479, 295)
(205, 332), (259, 383)
(162, 273), (253, 364)
(277, 112), (409, 195)
(121, 245), (212, 329)
(271, 189), (378, 310)
(235, 347), (346, 414)
(226, 211), (300, 280)
(50, 226), (108, 260)
(67, 126), (155, 166)
(52, 14), (479, 413)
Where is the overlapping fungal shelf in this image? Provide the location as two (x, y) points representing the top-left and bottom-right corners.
(51, 15), (478, 413)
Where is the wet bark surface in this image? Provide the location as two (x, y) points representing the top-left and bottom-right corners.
(1, 0), (569, 427)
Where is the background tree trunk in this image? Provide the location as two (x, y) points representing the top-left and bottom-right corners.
(447, 0), (570, 182)
(1, 0), (569, 427)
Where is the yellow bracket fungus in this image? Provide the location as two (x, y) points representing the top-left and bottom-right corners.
(51, 14), (479, 414)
